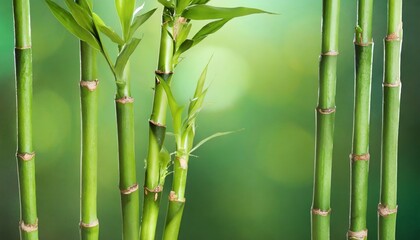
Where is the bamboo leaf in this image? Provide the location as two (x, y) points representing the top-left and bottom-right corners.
(129, 8), (157, 39)
(45, 0), (101, 51)
(189, 131), (236, 154)
(158, 78), (183, 137)
(176, 0), (191, 13)
(78, 0), (92, 13)
(64, 0), (94, 32)
(92, 13), (124, 45)
(115, 0), (135, 39)
(192, 18), (229, 44)
(174, 39), (194, 59)
(191, 0), (211, 5)
(115, 38), (141, 79)
(158, 0), (175, 8)
(182, 5), (272, 20)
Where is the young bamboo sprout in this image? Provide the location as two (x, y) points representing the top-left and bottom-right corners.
(13, 0), (39, 239)
(45, 1), (156, 239)
(378, 1), (403, 239)
(140, 1), (271, 239)
(347, 1), (374, 239)
(311, 0), (340, 239)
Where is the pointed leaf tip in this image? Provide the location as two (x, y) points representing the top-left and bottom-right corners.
(182, 5), (273, 20)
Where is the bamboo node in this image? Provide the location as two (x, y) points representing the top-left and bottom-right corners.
(120, 183), (139, 195)
(311, 208), (331, 217)
(149, 119), (166, 128)
(169, 191), (186, 203)
(115, 96), (134, 104)
(321, 50), (339, 56)
(80, 219), (99, 228)
(144, 185), (163, 201)
(17, 152), (35, 161)
(382, 81), (401, 88)
(316, 107), (336, 115)
(347, 229), (368, 239)
(378, 204), (398, 217)
(354, 41), (373, 47)
(350, 153), (370, 162)
(385, 32), (400, 41)
(15, 45), (32, 50)
(155, 70), (174, 76)
(176, 156), (188, 170)
(80, 80), (99, 91)
(20, 219), (38, 232)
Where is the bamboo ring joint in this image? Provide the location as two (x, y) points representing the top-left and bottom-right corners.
(311, 208), (331, 217)
(15, 45), (32, 50)
(17, 152), (35, 161)
(80, 219), (99, 228)
(317, 107), (336, 115)
(144, 185), (163, 201)
(120, 183), (139, 195)
(115, 96), (134, 104)
(378, 204), (398, 217)
(385, 32), (400, 41)
(149, 119), (166, 128)
(382, 81), (401, 88)
(354, 41), (373, 46)
(155, 70), (174, 76)
(80, 80), (99, 91)
(20, 219), (38, 232)
(350, 153), (370, 162)
(321, 50), (339, 56)
(347, 229), (368, 239)
(168, 191), (186, 203)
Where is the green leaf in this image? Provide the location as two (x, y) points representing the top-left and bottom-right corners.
(191, 0), (211, 5)
(129, 8), (157, 39)
(64, 0), (94, 32)
(159, 147), (172, 184)
(158, 0), (175, 8)
(189, 131), (236, 154)
(158, 78), (184, 138)
(115, 0), (135, 39)
(92, 13), (124, 45)
(192, 18), (229, 44)
(45, 0), (101, 51)
(176, 0), (191, 13)
(174, 39), (193, 59)
(182, 5), (272, 20)
(77, 0), (92, 13)
(114, 38), (141, 79)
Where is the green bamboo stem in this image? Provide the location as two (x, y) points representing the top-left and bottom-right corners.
(115, 64), (140, 240)
(140, 8), (174, 240)
(378, 0), (402, 239)
(13, 0), (39, 239)
(311, 0), (340, 239)
(347, 1), (374, 239)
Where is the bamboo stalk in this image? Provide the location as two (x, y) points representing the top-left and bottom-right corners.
(115, 64), (140, 240)
(347, 1), (374, 239)
(78, 0), (99, 238)
(13, 0), (39, 239)
(378, 0), (402, 239)
(140, 8), (174, 240)
(311, 0), (340, 239)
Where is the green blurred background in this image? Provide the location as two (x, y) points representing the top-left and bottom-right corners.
(1, 0), (420, 239)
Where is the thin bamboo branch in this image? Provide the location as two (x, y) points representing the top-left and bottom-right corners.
(13, 0), (39, 239)
(347, 1), (374, 239)
(378, 0), (403, 239)
(311, 0), (340, 239)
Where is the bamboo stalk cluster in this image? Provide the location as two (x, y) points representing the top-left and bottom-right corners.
(311, 0), (403, 240)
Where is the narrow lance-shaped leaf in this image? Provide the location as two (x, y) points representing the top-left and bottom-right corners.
(45, 0), (101, 51)
(158, 0), (175, 8)
(77, 0), (92, 13)
(114, 38), (141, 79)
(92, 13), (124, 46)
(182, 5), (272, 20)
(192, 18), (229, 44)
(115, 0), (135, 39)
(129, 8), (158, 39)
(176, 0), (191, 13)
(158, 78), (184, 138)
(191, 0), (211, 5)
(189, 131), (236, 154)
(64, 0), (94, 32)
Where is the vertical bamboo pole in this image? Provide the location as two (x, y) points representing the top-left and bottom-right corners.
(378, 0), (402, 239)
(77, 1), (99, 239)
(311, 0), (340, 239)
(140, 8), (174, 240)
(347, 1), (374, 239)
(13, 0), (39, 239)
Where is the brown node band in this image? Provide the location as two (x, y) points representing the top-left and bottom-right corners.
(347, 229), (368, 239)
(120, 183), (139, 195)
(144, 185), (163, 201)
(354, 41), (374, 47)
(176, 156), (188, 170)
(149, 119), (166, 128)
(378, 204), (398, 217)
(17, 152), (35, 161)
(20, 219), (38, 232)
(15, 45), (32, 50)
(80, 219), (99, 228)
(80, 80), (99, 91)
(321, 50), (339, 56)
(169, 191), (186, 203)
(382, 81), (401, 88)
(115, 96), (134, 104)
(350, 153), (370, 162)
(311, 208), (331, 217)
(317, 107), (336, 115)
(155, 70), (174, 76)
(385, 32), (400, 41)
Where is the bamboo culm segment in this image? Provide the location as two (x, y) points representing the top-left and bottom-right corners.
(311, 0), (340, 239)
(140, 9), (174, 240)
(79, 36), (99, 239)
(379, 6), (402, 238)
(14, 0), (39, 238)
(348, 0), (374, 239)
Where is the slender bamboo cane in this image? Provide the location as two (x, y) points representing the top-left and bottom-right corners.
(311, 0), (340, 239)
(77, 1), (99, 239)
(115, 64), (140, 240)
(13, 0), (39, 239)
(378, 1), (402, 239)
(347, 1), (374, 239)
(140, 8), (174, 240)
